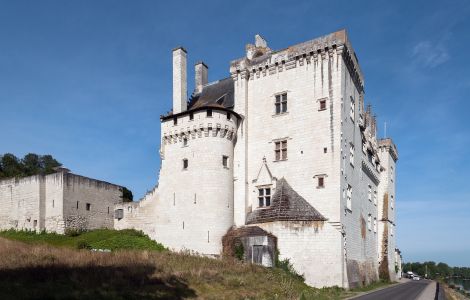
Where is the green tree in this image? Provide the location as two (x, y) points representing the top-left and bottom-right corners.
(122, 187), (133, 202)
(22, 153), (41, 176)
(40, 155), (61, 175)
(1, 153), (23, 178)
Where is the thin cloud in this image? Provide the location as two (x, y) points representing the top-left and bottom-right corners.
(412, 40), (449, 68)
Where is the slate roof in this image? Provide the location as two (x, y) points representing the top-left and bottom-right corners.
(188, 77), (234, 110)
(246, 178), (327, 225)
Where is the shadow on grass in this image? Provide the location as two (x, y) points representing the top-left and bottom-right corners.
(0, 264), (196, 300)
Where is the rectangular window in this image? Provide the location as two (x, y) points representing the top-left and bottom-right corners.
(350, 96), (355, 121)
(183, 159), (188, 170)
(258, 187), (271, 207)
(173, 117), (177, 125)
(391, 195), (394, 210)
(183, 137), (188, 146)
(227, 112), (231, 120)
(275, 93), (287, 114)
(317, 177), (324, 188)
(319, 99), (326, 110)
(373, 218), (377, 233)
(222, 155), (229, 168)
(86, 203), (91, 211)
(114, 209), (124, 220)
(274, 140), (287, 161)
(189, 112), (194, 120)
(374, 191), (377, 206)
(368, 185), (372, 201)
(76, 201), (79, 209)
(207, 109), (212, 117)
(350, 144), (355, 166)
(368, 214), (372, 231)
(346, 185), (352, 211)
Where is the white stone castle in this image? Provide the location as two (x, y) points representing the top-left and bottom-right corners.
(0, 29), (401, 288)
(114, 30), (401, 288)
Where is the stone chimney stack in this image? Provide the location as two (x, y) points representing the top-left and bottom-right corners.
(172, 47), (187, 114)
(195, 61), (208, 94)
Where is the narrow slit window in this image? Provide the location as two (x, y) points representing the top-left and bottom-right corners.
(183, 159), (188, 170)
(207, 109), (212, 117)
(173, 117), (178, 125)
(319, 99), (326, 110)
(86, 203), (91, 211)
(189, 112), (194, 120)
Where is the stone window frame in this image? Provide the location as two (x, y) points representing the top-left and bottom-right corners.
(346, 184), (352, 211)
(313, 174), (327, 189)
(367, 214), (372, 231)
(274, 139), (288, 161)
(182, 158), (189, 170)
(274, 92), (288, 115)
(257, 185), (272, 208)
(317, 97), (328, 111)
(350, 96), (355, 122)
(222, 155), (229, 169)
(368, 185), (372, 201)
(207, 109), (213, 117)
(86, 203), (91, 211)
(349, 143), (355, 166)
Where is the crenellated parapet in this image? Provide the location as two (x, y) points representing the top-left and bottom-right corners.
(229, 29), (364, 93)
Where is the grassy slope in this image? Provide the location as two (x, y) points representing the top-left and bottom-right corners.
(0, 230), (386, 299)
(0, 229), (165, 251)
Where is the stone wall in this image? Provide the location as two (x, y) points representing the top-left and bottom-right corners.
(0, 176), (43, 231)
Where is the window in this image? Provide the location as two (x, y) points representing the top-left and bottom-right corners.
(323, 147), (327, 153)
(391, 195), (394, 210)
(183, 159), (188, 170)
(350, 96), (355, 121)
(373, 218), (377, 233)
(346, 185), (352, 210)
(115, 209), (124, 220)
(76, 201), (79, 209)
(368, 214), (372, 231)
(319, 99), (327, 110)
(227, 112), (231, 120)
(258, 187), (271, 207)
(222, 155), (229, 168)
(173, 117), (177, 125)
(183, 137), (188, 146)
(52, 200), (54, 208)
(189, 112), (194, 120)
(107, 207), (110, 214)
(374, 191), (377, 206)
(368, 185), (372, 201)
(274, 140), (288, 161)
(86, 203), (91, 211)
(317, 176), (325, 188)
(207, 109), (212, 117)
(275, 93), (287, 114)
(33, 220), (37, 228)
(349, 144), (355, 166)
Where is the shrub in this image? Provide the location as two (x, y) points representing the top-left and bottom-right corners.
(76, 240), (91, 250)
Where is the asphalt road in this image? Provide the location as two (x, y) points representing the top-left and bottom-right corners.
(353, 280), (432, 300)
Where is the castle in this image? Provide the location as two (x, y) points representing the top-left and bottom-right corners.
(114, 29), (400, 288)
(0, 29), (401, 289)
(0, 168), (123, 233)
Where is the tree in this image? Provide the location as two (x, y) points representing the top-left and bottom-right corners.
(40, 155), (61, 175)
(22, 153), (41, 176)
(122, 187), (133, 202)
(1, 153), (23, 178)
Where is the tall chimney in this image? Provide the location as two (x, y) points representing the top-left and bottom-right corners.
(172, 47), (187, 114)
(195, 61), (208, 94)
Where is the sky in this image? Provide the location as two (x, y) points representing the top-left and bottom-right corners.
(1, 0), (469, 266)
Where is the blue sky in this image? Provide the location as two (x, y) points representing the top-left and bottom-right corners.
(1, 0), (469, 266)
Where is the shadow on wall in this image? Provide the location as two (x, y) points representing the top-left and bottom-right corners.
(0, 264), (197, 300)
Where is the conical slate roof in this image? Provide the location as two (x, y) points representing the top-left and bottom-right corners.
(246, 178), (327, 225)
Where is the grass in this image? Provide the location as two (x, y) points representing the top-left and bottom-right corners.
(0, 230), (393, 299)
(0, 228), (166, 251)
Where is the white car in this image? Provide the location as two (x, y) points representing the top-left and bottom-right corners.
(412, 275), (420, 281)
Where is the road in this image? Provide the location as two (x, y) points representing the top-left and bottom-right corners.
(353, 280), (434, 300)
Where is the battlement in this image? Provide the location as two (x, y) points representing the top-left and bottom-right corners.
(378, 138), (399, 161)
(162, 108), (238, 145)
(230, 29), (364, 93)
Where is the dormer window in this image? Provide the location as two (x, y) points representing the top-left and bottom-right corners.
(275, 93), (287, 114)
(258, 187), (271, 207)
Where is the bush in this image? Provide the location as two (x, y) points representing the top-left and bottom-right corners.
(276, 256), (305, 282)
(76, 240), (91, 250)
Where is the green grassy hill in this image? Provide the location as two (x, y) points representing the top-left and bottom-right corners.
(0, 229), (371, 299)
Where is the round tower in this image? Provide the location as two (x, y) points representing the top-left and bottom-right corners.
(156, 107), (239, 255)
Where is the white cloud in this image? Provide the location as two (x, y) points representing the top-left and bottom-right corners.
(412, 41), (450, 68)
